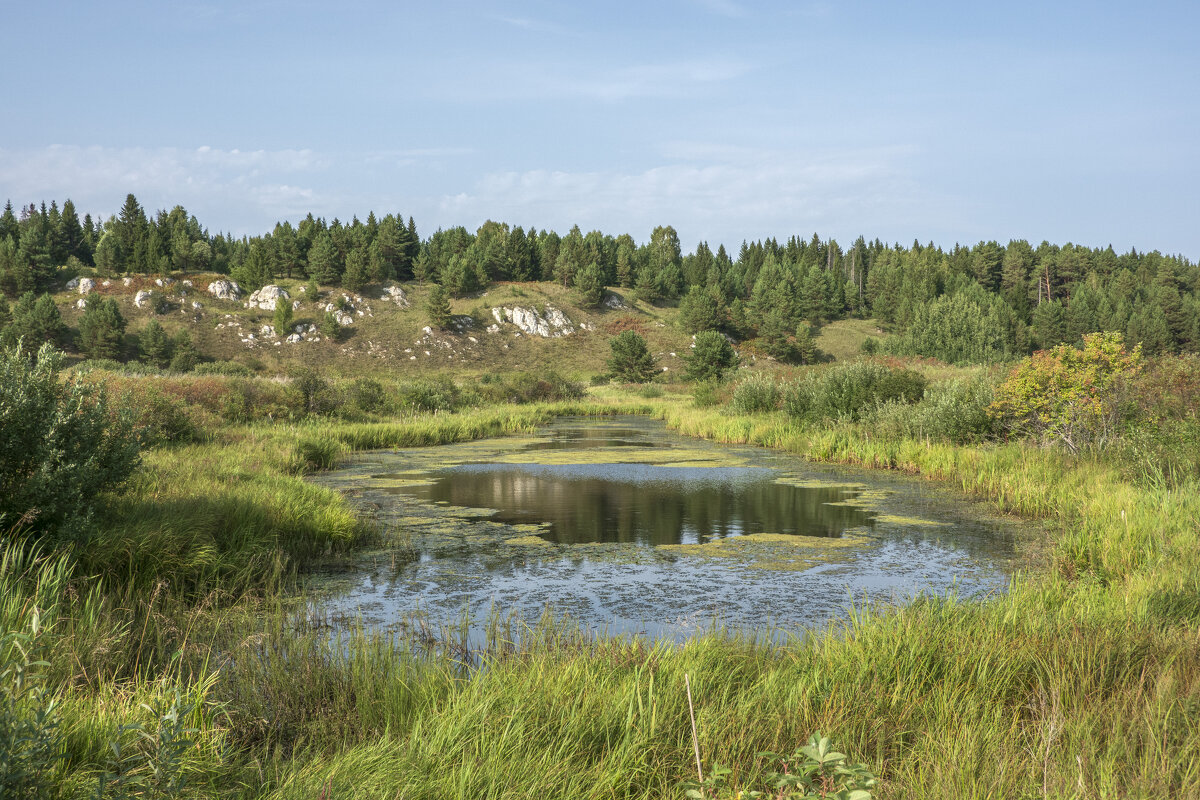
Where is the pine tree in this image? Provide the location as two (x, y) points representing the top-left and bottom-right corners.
(343, 246), (370, 291)
(306, 232), (341, 285)
(139, 319), (171, 367)
(273, 299), (294, 336)
(425, 283), (452, 329)
(606, 331), (657, 382)
(77, 295), (126, 360)
(575, 261), (605, 308)
(168, 330), (199, 372)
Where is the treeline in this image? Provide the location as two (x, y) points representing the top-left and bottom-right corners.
(1, 193), (1198, 362)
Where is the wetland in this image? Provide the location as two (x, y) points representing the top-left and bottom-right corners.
(312, 416), (1019, 641)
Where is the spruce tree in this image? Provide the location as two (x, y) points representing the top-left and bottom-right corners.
(606, 331), (657, 383)
(575, 261), (605, 308)
(273, 299), (294, 335)
(168, 329), (198, 372)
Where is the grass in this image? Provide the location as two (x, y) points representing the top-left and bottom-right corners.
(7, 372), (1200, 798)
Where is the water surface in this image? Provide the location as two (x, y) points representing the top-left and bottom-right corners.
(311, 416), (1017, 642)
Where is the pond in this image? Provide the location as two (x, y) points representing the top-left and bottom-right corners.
(310, 416), (1018, 643)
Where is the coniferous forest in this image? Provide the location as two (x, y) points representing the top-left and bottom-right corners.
(2, 194), (1197, 363)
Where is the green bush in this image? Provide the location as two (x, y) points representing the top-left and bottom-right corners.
(128, 388), (200, 447)
(730, 374), (782, 414)
(0, 342), (140, 541)
(76, 295), (126, 360)
(0, 615), (64, 800)
(863, 377), (997, 443)
(289, 367), (337, 416)
(783, 361), (927, 422)
(397, 377), (475, 413)
(347, 377), (388, 414)
(192, 360), (254, 377)
(691, 380), (722, 407)
(479, 372), (585, 404)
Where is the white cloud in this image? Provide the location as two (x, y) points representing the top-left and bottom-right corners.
(433, 145), (939, 247)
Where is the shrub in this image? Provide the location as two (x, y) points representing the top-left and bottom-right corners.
(1, 615), (64, 800)
(864, 376), (997, 443)
(988, 332), (1140, 451)
(192, 360), (254, 377)
(0, 342), (139, 541)
(289, 367), (337, 416)
(347, 377), (388, 414)
(606, 330), (658, 383)
(730, 374), (782, 414)
(781, 361), (927, 422)
(397, 377), (475, 413)
(691, 380), (722, 407)
(127, 388), (200, 447)
(684, 331), (738, 382)
(479, 372), (585, 404)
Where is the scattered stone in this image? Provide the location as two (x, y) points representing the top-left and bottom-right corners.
(102, 280), (111, 287)
(181, 279), (193, 288)
(65, 277), (80, 290)
(154, 277), (175, 287)
(207, 279), (242, 300)
(75, 298), (87, 309)
(245, 285), (289, 311)
(260, 324), (276, 338)
(123, 277), (134, 287)
(77, 277), (95, 295)
(336, 312), (354, 326)
(292, 300), (301, 310)
(191, 301), (203, 310)
(285, 333), (302, 344)
(134, 290), (153, 308)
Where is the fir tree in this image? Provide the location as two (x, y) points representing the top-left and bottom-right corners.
(138, 318), (171, 367)
(77, 295), (126, 360)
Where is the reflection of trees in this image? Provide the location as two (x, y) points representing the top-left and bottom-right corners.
(416, 467), (873, 546)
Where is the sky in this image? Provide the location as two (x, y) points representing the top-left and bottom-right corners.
(2, 0), (1198, 258)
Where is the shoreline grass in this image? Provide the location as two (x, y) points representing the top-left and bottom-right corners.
(6, 384), (1200, 798)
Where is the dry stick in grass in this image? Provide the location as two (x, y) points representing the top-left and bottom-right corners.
(685, 672), (703, 784)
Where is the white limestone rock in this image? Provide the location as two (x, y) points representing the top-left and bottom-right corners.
(490, 305), (575, 338)
(245, 285), (289, 311)
(133, 290), (153, 308)
(78, 277), (95, 295)
(382, 285), (409, 307)
(207, 279), (242, 300)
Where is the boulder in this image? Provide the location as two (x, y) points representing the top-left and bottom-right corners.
(77, 277), (95, 295)
(191, 301), (203, 310)
(336, 312), (354, 326)
(382, 285), (409, 307)
(602, 293), (625, 309)
(65, 277), (80, 290)
(285, 333), (302, 344)
(245, 285), (290, 311)
(75, 298), (87, 309)
(123, 277), (134, 286)
(207, 279), (242, 300)
(133, 290), (153, 308)
(154, 277), (175, 287)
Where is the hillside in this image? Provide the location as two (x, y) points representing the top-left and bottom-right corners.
(52, 274), (711, 379)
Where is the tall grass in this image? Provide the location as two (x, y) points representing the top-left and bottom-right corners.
(8, 382), (1200, 798)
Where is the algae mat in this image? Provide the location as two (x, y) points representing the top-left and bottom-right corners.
(310, 416), (1017, 642)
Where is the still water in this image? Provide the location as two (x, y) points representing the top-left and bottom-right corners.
(311, 416), (1017, 641)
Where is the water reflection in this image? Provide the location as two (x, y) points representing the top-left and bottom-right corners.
(402, 463), (874, 545)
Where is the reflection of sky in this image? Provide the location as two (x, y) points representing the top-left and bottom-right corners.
(314, 416), (1017, 644)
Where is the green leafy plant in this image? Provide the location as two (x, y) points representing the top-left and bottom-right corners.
(988, 331), (1141, 451)
(681, 734), (878, 800)
(1, 613), (64, 800)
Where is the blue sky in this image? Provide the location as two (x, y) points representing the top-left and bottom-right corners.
(2, 1), (1197, 257)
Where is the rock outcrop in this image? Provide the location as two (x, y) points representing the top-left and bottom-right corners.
(490, 305), (576, 337)
(381, 285), (409, 307)
(133, 290), (153, 308)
